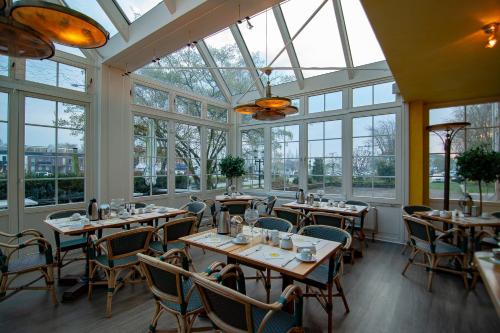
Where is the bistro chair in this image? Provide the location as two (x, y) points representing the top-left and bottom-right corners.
(293, 225), (352, 333)
(248, 217), (294, 302)
(273, 207), (309, 231)
(345, 200), (369, 255)
(401, 205), (433, 254)
(222, 200), (250, 218)
(0, 229), (57, 304)
(192, 270), (304, 333)
(149, 216), (197, 270)
(254, 195), (278, 216)
(88, 226), (155, 317)
(308, 212), (355, 264)
(203, 262), (247, 294)
(401, 215), (468, 291)
(138, 250), (211, 333)
(190, 196), (220, 228)
(46, 209), (88, 280)
(180, 201), (207, 232)
(476, 211), (500, 250)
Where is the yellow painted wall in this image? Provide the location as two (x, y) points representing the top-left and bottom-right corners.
(408, 101), (429, 205)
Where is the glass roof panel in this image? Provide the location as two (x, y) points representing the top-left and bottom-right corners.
(204, 28), (256, 95)
(340, 0), (385, 67)
(281, 0), (345, 78)
(135, 47), (227, 102)
(64, 0), (119, 37)
(54, 43), (86, 58)
(114, 0), (163, 23)
(240, 9), (296, 86)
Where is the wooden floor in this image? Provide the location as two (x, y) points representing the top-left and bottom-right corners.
(1, 241), (499, 333)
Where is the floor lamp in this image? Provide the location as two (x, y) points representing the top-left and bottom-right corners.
(426, 122), (470, 210)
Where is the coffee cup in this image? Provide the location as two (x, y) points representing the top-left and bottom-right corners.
(338, 201), (346, 208)
(138, 208), (144, 214)
(236, 233), (248, 243)
(300, 248), (312, 261)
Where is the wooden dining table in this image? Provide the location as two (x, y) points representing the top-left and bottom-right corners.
(43, 207), (187, 301)
(282, 201), (368, 218)
(473, 252), (500, 317)
(180, 227), (342, 281)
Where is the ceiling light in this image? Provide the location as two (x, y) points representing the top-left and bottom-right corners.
(252, 109), (285, 121)
(0, 0), (109, 59)
(233, 103), (262, 115)
(483, 22), (498, 48)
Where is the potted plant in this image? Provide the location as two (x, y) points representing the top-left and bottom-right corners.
(455, 145), (500, 214)
(219, 155), (246, 191)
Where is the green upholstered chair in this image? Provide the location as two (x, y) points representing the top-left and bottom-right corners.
(46, 209), (88, 280)
(273, 207), (308, 231)
(192, 267), (304, 333)
(180, 201), (207, 232)
(0, 229), (57, 304)
(401, 205), (433, 254)
(254, 195), (278, 216)
(402, 215), (468, 291)
(88, 226), (155, 317)
(138, 250), (211, 333)
(293, 225), (352, 333)
(222, 201), (250, 218)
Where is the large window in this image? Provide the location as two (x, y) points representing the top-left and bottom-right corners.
(175, 96), (201, 118)
(308, 91), (342, 113)
(207, 104), (228, 123)
(429, 102), (500, 201)
(353, 82), (395, 107)
(0, 92), (7, 209)
(26, 59), (86, 92)
(0, 56), (8, 76)
(241, 129), (264, 189)
(24, 97), (85, 206)
(206, 128), (227, 190)
(175, 123), (201, 193)
(133, 84), (169, 111)
(272, 125), (300, 191)
(352, 113), (396, 198)
(308, 120), (342, 194)
(133, 116), (168, 197)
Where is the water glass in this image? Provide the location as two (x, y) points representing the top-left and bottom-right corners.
(244, 208), (259, 237)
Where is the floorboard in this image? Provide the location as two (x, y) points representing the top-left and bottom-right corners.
(1, 241), (498, 332)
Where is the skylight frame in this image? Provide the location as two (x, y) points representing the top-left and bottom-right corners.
(112, 0), (164, 24)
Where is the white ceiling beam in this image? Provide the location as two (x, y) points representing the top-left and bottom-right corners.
(272, 5), (304, 90)
(229, 24), (265, 98)
(96, 0), (130, 42)
(164, 0), (176, 14)
(196, 40), (233, 104)
(332, 0), (355, 80)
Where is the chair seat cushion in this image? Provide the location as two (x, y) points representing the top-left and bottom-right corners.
(95, 254), (138, 268)
(149, 241), (185, 254)
(415, 240), (464, 254)
(60, 237), (87, 251)
(161, 278), (202, 314)
(252, 306), (296, 333)
(8, 253), (49, 273)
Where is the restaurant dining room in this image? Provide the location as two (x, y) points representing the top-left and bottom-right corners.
(0, 0), (499, 332)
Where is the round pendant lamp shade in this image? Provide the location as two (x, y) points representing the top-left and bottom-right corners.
(0, 16), (54, 59)
(276, 105), (298, 115)
(233, 103), (262, 115)
(252, 109), (285, 121)
(11, 1), (109, 49)
(255, 96), (291, 109)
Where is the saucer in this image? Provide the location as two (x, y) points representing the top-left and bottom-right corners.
(232, 238), (249, 245)
(118, 214), (130, 219)
(295, 253), (317, 262)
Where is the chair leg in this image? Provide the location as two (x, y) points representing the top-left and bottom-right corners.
(106, 270), (116, 317)
(334, 278), (349, 313)
(402, 248), (417, 275)
(327, 284), (333, 333)
(427, 255), (436, 292)
(55, 249), (62, 280)
(88, 261), (95, 300)
(265, 269), (271, 304)
(460, 255), (469, 290)
(149, 301), (163, 333)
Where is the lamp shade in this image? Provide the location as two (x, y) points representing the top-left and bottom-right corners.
(276, 105), (298, 115)
(252, 109), (285, 121)
(255, 96), (291, 109)
(233, 103), (262, 115)
(0, 16), (54, 59)
(11, 1), (109, 49)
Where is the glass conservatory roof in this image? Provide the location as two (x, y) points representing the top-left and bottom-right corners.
(114, 0), (163, 23)
(130, 0), (387, 102)
(64, 0), (119, 37)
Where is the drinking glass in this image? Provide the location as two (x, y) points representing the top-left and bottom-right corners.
(244, 208), (259, 237)
(317, 189), (325, 205)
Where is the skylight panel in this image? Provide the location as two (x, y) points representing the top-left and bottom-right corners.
(135, 47), (227, 102)
(281, 0), (345, 78)
(204, 28), (255, 95)
(340, 0), (385, 67)
(114, 0), (163, 23)
(239, 9), (296, 86)
(54, 43), (86, 58)
(64, 0), (119, 37)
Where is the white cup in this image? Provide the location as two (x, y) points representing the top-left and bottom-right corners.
(338, 201), (346, 208)
(236, 233), (248, 243)
(300, 248), (312, 261)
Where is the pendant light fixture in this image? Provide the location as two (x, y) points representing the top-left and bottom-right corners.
(0, 0), (109, 60)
